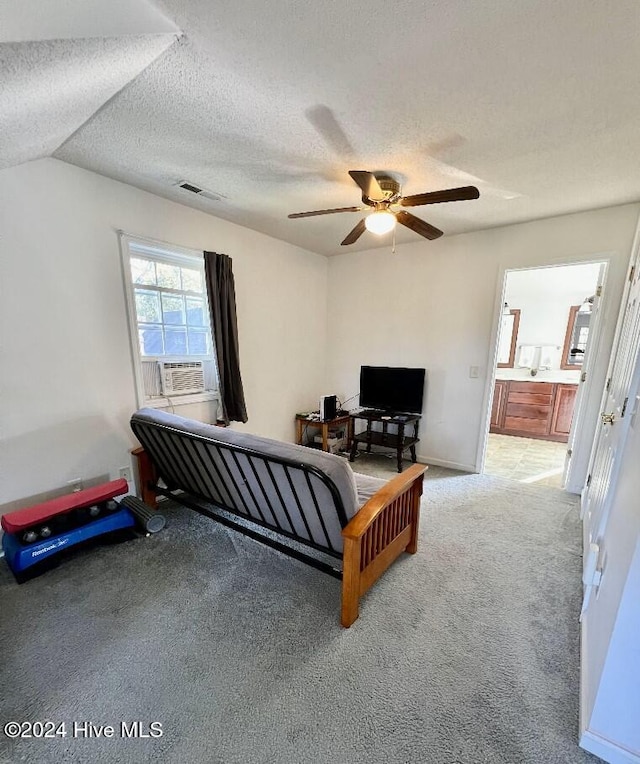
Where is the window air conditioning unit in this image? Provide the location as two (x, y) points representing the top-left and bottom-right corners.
(158, 361), (205, 396)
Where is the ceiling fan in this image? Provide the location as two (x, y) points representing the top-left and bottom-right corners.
(288, 170), (480, 245)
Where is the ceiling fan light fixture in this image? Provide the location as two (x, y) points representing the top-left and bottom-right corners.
(288, 171), (479, 245)
(364, 210), (396, 235)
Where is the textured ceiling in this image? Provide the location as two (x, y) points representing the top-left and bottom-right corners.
(10, 0), (640, 255)
(0, 0), (178, 42)
(0, 36), (176, 170)
(0, 0), (176, 171)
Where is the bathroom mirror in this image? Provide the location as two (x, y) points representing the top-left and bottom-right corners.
(561, 305), (591, 369)
(497, 309), (520, 368)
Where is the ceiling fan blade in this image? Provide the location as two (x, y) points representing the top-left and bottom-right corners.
(341, 219), (367, 246)
(396, 211), (443, 240)
(288, 206), (364, 219)
(348, 170), (385, 201)
(400, 185), (480, 207)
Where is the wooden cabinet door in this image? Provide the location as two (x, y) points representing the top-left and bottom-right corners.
(550, 384), (578, 438)
(490, 380), (509, 430)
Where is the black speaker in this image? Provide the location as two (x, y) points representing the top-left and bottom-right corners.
(319, 395), (337, 421)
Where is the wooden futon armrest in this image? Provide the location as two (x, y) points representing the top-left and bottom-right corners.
(341, 463), (427, 627)
(131, 446), (160, 509)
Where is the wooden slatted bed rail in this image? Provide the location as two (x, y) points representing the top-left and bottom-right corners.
(341, 463), (426, 627)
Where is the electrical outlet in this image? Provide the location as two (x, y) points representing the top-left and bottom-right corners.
(469, 366), (480, 378)
(119, 467), (132, 482)
(67, 478), (83, 492)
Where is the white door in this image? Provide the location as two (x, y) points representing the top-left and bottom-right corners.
(564, 263), (607, 489)
(580, 243), (640, 613)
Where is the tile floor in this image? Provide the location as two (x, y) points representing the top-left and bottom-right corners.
(483, 433), (568, 487)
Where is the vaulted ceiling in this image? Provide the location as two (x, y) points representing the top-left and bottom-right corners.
(2, 0), (640, 255)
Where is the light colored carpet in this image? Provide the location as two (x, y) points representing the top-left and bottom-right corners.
(0, 464), (596, 764)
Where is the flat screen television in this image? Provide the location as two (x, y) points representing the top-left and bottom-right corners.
(359, 366), (425, 414)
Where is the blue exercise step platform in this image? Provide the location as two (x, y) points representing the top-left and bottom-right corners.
(1, 479), (136, 583)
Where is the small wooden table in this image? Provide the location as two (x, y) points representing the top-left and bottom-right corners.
(295, 413), (353, 453)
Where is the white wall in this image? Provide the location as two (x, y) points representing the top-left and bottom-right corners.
(326, 205), (638, 471)
(0, 158), (328, 510)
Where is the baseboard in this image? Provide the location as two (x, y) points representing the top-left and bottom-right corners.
(577, 613), (640, 764)
(415, 454), (475, 473)
(580, 729), (640, 764)
(580, 625), (639, 764)
(580, 617), (589, 745)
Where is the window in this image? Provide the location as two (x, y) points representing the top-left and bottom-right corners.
(120, 234), (218, 407)
(130, 253), (211, 358)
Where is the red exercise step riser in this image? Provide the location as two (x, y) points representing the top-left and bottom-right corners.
(1, 478), (129, 535)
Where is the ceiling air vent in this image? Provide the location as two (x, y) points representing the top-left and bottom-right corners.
(175, 180), (224, 202)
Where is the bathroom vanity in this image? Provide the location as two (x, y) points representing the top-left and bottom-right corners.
(490, 379), (578, 442)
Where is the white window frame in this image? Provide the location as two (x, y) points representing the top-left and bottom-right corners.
(119, 232), (219, 409)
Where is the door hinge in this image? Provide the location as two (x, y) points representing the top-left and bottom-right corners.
(629, 265), (636, 283)
(596, 284), (603, 297)
(606, 377), (612, 391)
(581, 371), (587, 382)
(621, 397), (629, 418)
(586, 473), (592, 487)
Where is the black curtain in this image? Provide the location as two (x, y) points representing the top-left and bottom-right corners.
(204, 252), (248, 424)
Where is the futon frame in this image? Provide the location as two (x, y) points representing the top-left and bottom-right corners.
(132, 445), (425, 627)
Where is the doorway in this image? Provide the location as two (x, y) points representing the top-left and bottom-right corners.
(483, 262), (606, 488)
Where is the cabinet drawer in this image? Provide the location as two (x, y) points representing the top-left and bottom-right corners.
(504, 416), (550, 435)
(506, 402), (552, 419)
(508, 391), (553, 405)
(509, 381), (554, 394)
